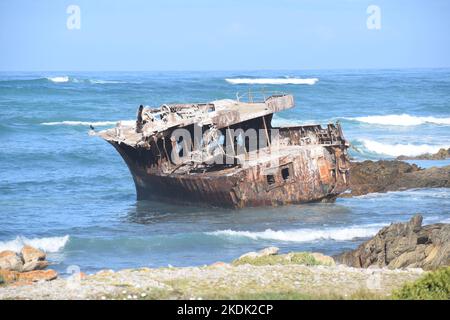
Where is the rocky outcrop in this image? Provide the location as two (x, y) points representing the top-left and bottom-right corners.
(334, 215), (450, 270)
(0, 246), (56, 285)
(397, 148), (450, 160)
(21, 246), (49, 272)
(17, 270), (58, 283)
(345, 160), (450, 197)
(0, 269), (19, 283)
(0, 251), (24, 272)
(237, 246), (279, 260)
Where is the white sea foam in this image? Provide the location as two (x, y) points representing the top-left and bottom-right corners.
(225, 78), (319, 85)
(0, 235), (69, 253)
(41, 120), (135, 127)
(346, 114), (450, 126)
(207, 224), (383, 242)
(271, 115), (318, 127)
(45, 77), (125, 84)
(46, 76), (70, 83)
(359, 139), (450, 157)
(89, 79), (124, 84)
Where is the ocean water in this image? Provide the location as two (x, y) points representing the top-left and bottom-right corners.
(0, 69), (449, 275)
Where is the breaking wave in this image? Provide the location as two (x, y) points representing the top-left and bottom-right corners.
(271, 115), (320, 127)
(0, 235), (69, 253)
(207, 224), (384, 242)
(358, 139), (450, 157)
(41, 120), (135, 127)
(47, 76), (70, 83)
(225, 78), (319, 85)
(88, 79), (125, 84)
(346, 114), (450, 126)
(44, 77), (124, 84)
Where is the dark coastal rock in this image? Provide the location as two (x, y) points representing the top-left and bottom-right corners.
(397, 148), (450, 161)
(345, 160), (450, 197)
(334, 215), (450, 270)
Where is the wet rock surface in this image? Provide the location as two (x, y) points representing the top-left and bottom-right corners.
(334, 215), (450, 270)
(345, 160), (450, 197)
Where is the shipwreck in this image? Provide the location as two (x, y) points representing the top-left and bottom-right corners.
(96, 93), (350, 208)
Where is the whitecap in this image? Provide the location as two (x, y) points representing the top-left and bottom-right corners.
(0, 235), (69, 253)
(207, 224), (384, 242)
(358, 139), (450, 157)
(89, 79), (124, 84)
(271, 115), (319, 127)
(225, 78), (319, 85)
(46, 76), (70, 83)
(346, 114), (450, 126)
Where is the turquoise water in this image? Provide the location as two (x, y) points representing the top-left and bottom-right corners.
(0, 70), (449, 274)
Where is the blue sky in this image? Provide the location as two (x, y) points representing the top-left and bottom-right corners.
(1, 0), (449, 71)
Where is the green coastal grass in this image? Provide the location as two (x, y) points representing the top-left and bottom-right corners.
(213, 290), (383, 300)
(111, 279), (384, 300)
(231, 252), (327, 267)
(392, 267), (450, 300)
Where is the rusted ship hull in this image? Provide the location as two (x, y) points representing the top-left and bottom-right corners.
(97, 94), (351, 208)
(109, 127), (350, 208)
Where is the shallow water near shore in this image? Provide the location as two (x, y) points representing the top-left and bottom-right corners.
(0, 69), (449, 275)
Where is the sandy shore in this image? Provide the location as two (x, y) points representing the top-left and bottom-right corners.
(0, 263), (425, 300)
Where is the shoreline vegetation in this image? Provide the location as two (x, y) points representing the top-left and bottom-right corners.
(0, 215), (449, 300)
(0, 159), (449, 300)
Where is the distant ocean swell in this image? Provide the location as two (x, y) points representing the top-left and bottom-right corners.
(0, 76), (125, 84)
(47, 76), (125, 84)
(0, 235), (69, 253)
(356, 139), (450, 157)
(41, 120), (134, 127)
(225, 78), (319, 85)
(41, 114), (450, 129)
(4, 76), (321, 85)
(345, 114), (450, 126)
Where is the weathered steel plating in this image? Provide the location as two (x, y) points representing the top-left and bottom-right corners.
(96, 94), (350, 208)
